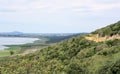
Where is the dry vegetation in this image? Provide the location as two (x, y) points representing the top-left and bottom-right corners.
(85, 34), (120, 42)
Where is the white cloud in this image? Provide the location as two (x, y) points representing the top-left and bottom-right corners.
(0, 0), (120, 22)
(0, 0), (120, 14)
(0, 0), (119, 33)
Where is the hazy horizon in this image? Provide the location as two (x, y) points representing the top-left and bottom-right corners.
(0, 31), (88, 34)
(0, 0), (120, 33)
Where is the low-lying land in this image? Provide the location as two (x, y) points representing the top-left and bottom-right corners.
(0, 39), (47, 57)
(0, 33), (80, 57)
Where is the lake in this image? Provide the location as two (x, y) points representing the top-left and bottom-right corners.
(0, 37), (39, 50)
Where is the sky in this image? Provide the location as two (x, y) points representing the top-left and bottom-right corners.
(0, 0), (120, 33)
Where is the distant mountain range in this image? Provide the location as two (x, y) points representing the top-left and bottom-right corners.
(0, 31), (23, 36)
(0, 31), (87, 37)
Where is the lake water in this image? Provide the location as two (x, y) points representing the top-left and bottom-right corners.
(0, 37), (39, 50)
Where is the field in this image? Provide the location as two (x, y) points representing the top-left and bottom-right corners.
(0, 49), (19, 57)
(0, 50), (10, 57)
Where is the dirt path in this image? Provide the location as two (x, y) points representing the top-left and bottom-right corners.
(19, 49), (39, 55)
(85, 34), (120, 42)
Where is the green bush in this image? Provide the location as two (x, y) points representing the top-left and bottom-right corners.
(10, 50), (14, 55)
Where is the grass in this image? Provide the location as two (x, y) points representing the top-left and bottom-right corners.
(0, 50), (10, 57)
(0, 48), (21, 57)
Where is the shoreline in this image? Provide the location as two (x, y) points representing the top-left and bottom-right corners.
(0, 37), (39, 50)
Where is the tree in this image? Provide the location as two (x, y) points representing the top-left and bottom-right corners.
(10, 50), (14, 55)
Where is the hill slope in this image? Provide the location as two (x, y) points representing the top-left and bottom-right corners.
(85, 21), (120, 42)
(0, 21), (120, 74)
(92, 21), (120, 37)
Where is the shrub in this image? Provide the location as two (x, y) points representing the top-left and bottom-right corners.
(10, 50), (14, 55)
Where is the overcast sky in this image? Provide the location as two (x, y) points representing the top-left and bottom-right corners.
(0, 0), (120, 33)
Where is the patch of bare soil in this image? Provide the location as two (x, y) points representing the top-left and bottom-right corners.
(85, 34), (120, 42)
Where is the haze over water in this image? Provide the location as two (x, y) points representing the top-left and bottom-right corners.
(0, 37), (39, 50)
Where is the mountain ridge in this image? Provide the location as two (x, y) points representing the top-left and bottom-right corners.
(92, 21), (120, 37)
(85, 21), (120, 42)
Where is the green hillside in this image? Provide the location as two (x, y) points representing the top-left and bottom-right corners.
(0, 21), (120, 74)
(92, 21), (120, 37)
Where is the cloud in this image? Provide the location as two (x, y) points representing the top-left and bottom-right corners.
(0, 0), (119, 23)
(0, 0), (120, 26)
(0, 8), (16, 12)
(0, 0), (119, 14)
(95, 0), (120, 4)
